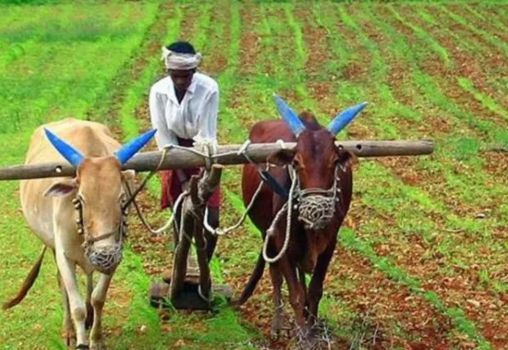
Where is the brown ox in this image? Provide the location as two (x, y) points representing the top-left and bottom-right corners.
(3, 118), (155, 349)
(238, 96), (366, 341)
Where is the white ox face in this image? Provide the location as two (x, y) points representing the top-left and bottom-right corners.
(46, 157), (133, 274)
(43, 128), (156, 274)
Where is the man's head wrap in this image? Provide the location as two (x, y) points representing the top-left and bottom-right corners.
(161, 46), (202, 70)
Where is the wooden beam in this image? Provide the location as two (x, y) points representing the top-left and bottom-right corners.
(0, 140), (434, 180)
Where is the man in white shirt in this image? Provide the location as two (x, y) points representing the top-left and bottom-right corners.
(149, 41), (220, 261)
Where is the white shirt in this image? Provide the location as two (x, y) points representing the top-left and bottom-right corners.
(149, 72), (219, 149)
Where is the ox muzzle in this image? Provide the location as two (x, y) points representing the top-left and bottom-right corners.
(73, 197), (127, 274)
(294, 165), (342, 231)
(85, 243), (123, 275)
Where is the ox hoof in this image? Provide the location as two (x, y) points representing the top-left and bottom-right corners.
(62, 328), (76, 347)
(270, 316), (291, 339)
(89, 343), (104, 350)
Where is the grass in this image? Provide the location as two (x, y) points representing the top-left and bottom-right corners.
(457, 77), (508, 123)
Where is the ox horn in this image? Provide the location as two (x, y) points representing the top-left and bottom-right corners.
(44, 128), (84, 166)
(327, 102), (368, 136)
(115, 129), (157, 165)
(273, 94), (306, 136)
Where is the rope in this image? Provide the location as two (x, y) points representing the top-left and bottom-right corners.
(130, 189), (188, 236)
(125, 147), (189, 236)
(203, 179), (264, 236)
(297, 165), (340, 230)
(121, 147), (169, 211)
(202, 139), (268, 236)
(130, 139), (290, 238)
(262, 167), (298, 263)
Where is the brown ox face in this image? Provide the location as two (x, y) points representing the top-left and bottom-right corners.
(271, 95), (365, 230)
(270, 127), (352, 231)
(293, 129), (340, 190)
(46, 157), (133, 274)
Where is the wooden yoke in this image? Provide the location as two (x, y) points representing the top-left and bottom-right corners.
(169, 165), (223, 308)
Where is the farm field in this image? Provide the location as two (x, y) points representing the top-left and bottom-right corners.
(0, 1), (507, 349)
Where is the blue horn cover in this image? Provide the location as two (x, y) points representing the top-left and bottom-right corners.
(327, 102), (368, 135)
(44, 128), (84, 167)
(115, 129), (157, 165)
(273, 94), (306, 136)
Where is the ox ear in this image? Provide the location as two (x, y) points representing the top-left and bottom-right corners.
(327, 102), (368, 136)
(44, 128), (84, 167)
(115, 129), (157, 165)
(44, 179), (78, 197)
(336, 146), (358, 168)
(273, 94), (306, 136)
(267, 149), (294, 167)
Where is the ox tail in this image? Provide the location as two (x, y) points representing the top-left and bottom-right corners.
(3, 246), (47, 310)
(234, 251), (265, 305)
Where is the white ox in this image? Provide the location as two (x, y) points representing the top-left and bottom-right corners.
(3, 118), (155, 349)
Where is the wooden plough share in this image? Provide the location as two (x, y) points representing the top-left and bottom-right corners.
(166, 165), (223, 310)
(0, 139), (434, 310)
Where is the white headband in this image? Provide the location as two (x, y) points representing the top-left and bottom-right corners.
(161, 47), (202, 70)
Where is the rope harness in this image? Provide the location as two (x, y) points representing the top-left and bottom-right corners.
(124, 139), (344, 265)
(129, 140), (275, 238)
(262, 165), (343, 263)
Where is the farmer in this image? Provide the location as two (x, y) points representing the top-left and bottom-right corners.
(149, 41), (220, 261)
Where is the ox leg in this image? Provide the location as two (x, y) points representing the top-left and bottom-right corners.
(89, 272), (113, 350)
(279, 257), (308, 338)
(55, 250), (87, 348)
(85, 273), (94, 330)
(307, 242), (335, 333)
(57, 271), (74, 346)
(269, 264), (287, 338)
(298, 268), (308, 320)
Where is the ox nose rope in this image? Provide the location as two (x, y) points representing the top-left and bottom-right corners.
(261, 164), (343, 263)
(262, 166), (298, 263)
(73, 199), (126, 248)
